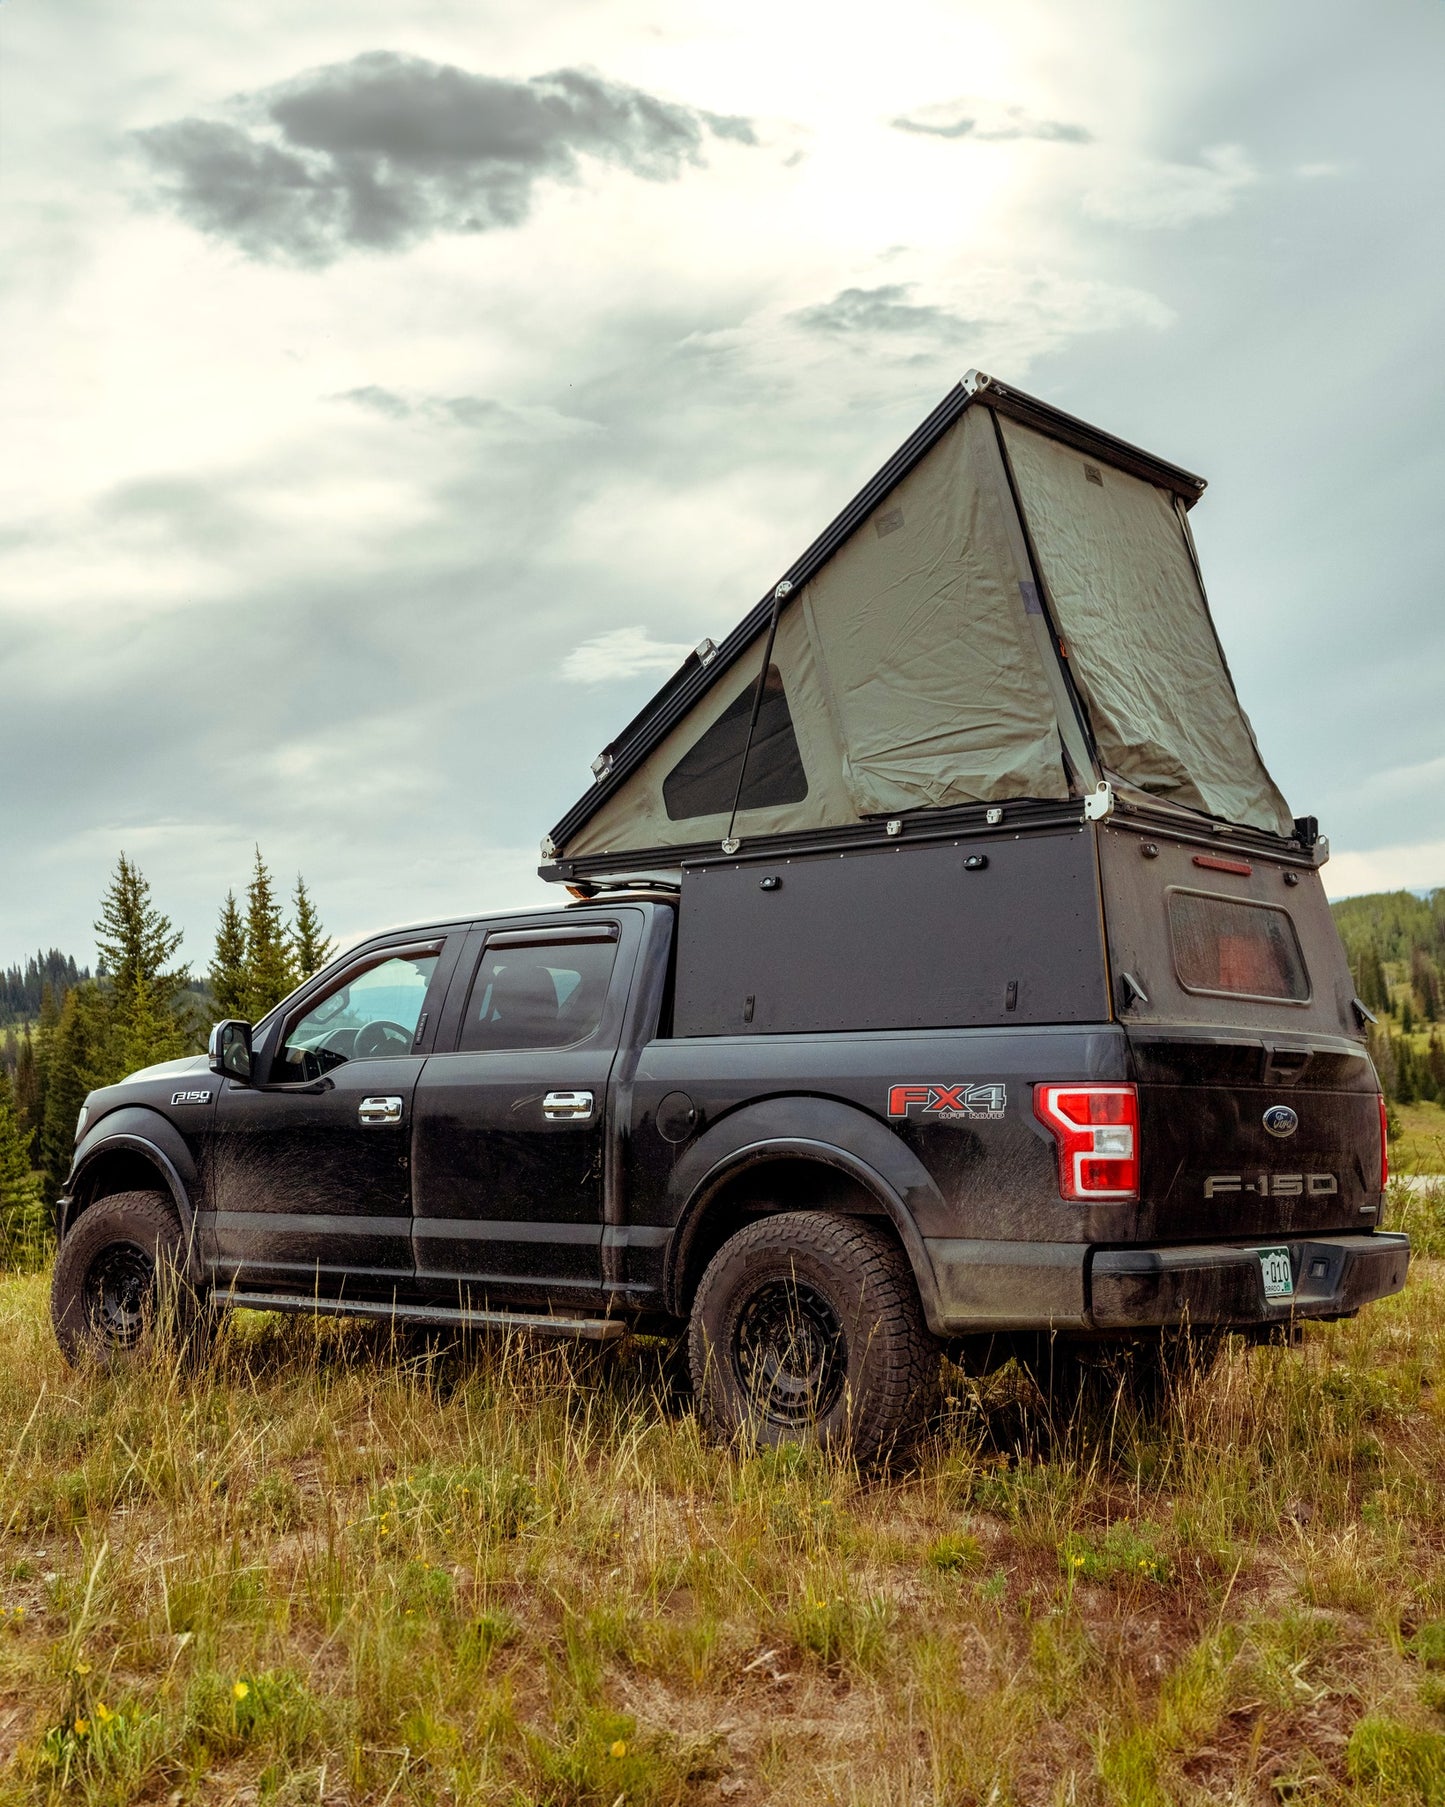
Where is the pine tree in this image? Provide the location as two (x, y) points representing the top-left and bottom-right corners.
(94, 853), (189, 1072)
(290, 875), (333, 982)
(39, 983), (107, 1184)
(1402, 997), (1416, 1036)
(243, 848), (297, 1020)
(33, 982), (59, 1149)
(211, 890), (249, 1020)
(13, 1030), (39, 1153)
(1428, 1031), (1445, 1095)
(1, 1068), (48, 1268)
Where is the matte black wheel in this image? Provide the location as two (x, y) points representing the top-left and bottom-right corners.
(688, 1212), (939, 1463)
(51, 1190), (207, 1367)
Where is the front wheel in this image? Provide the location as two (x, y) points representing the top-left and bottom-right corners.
(51, 1190), (208, 1367)
(688, 1212), (939, 1464)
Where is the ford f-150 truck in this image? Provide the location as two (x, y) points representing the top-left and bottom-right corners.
(50, 374), (1408, 1458)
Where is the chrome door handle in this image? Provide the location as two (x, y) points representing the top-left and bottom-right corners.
(543, 1090), (595, 1122)
(359, 1095), (403, 1126)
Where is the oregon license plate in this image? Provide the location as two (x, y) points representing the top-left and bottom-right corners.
(1257, 1246), (1294, 1299)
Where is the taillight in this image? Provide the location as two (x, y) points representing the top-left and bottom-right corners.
(1379, 1094), (1389, 1192)
(1034, 1084), (1140, 1201)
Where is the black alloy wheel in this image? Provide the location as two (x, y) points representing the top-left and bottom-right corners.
(83, 1241), (157, 1346)
(51, 1189), (209, 1368)
(689, 1210), (939, 1463)
(732, 1276), (847, 1427)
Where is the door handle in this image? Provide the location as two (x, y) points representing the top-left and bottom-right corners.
(359, 1095), (404, 1126)
(543, 1090), (595, 1122)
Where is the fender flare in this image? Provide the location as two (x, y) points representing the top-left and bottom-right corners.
(662, 1095), (949, 1335)
(65, 1109), (201, 1273)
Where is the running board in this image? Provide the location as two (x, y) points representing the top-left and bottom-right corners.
(217, 1290), (628, 1341)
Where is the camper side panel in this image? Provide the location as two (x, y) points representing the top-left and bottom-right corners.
(673, 831), (1110, 1037)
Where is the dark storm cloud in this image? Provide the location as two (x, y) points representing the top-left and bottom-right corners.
(892, 103), (1091, 143)
(136, 54), (757, 265)
(790, 284), (981, 339)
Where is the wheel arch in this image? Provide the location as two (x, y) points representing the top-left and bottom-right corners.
(662, 1096), (948, 1334)
(65, 1110), (198, 1265)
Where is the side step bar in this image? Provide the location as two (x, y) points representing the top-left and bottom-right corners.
(217, 1289), (628, 1341)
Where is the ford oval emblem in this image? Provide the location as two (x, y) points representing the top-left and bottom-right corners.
(1263, 1104), (1299, 1138)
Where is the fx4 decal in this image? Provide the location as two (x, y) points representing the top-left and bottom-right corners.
(888, 1083), (1006, 1121)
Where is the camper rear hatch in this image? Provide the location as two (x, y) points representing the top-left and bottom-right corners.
(1098, 818), (1382, 1242)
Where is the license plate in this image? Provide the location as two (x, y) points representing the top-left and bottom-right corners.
(1257, 1246), (1294, 1299)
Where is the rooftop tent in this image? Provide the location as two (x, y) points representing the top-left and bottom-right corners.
(543, 374), (1293, 879)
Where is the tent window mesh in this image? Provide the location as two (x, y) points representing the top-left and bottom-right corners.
(662, 665), (808, 821)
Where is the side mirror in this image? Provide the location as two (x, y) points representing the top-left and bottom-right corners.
(208, 1019), (254, 1082)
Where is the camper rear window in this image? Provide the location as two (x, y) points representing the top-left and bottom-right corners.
(1167, 889), (1310, 1003)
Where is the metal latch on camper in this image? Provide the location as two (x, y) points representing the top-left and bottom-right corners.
(543, 1091), (595, 1122)
(1083, 781), (1115, 821)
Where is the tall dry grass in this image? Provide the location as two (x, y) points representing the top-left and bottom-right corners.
(2, 1193), (1445, 1804)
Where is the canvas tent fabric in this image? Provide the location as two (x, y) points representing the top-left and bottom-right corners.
(552, 379), (1294, 870)
(998, 420), (1293, 837)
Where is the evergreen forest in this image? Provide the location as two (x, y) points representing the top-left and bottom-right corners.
(0, 849), (331, 1266)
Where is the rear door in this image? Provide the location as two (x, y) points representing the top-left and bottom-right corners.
(410, 914), (641, 1308)
(1098, 821), (1383, 1239)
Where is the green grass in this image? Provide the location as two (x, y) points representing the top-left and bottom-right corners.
(8, 1268), (1445, 1802)
(1392, 1099), (1445, 1176)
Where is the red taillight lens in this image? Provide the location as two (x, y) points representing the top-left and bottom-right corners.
(1379, 1094), (1389, 1192)
(1034, 1084), (1140, 1201)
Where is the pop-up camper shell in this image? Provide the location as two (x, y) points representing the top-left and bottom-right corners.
(541, 373), (1356, 1049)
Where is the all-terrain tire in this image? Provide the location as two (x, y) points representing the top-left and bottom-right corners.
(688, 1212), (939, 1464)
(51, 1189), (208, 1368)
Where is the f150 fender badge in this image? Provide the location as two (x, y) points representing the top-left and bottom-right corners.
(170, 1090), (212, 1106)
(1205, 1173), (1336, 1199)
(888, 1083), (1006, 1120)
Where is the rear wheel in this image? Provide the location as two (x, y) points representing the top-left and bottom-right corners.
(689, 1212), (939, 1463)
(51, 1190), (208, 1367)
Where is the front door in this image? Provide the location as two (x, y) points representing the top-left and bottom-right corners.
(203, 943), (449, 1295)
(411, 920), (633, 1308)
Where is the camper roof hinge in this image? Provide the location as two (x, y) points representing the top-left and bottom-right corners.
(1083, 781), (1115, 822)
(590, 752), (613, 782)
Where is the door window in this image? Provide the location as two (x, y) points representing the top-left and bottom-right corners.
(459, 939), (618, 1052)
(274, 952), (440, 1080)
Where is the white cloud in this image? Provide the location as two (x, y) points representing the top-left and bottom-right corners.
(1082, 143), (1257, 229)
(1323, 841), (1445, 902)
(560, 626), (697, 683)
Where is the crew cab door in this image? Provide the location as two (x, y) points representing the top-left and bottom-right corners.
(201, 940), (455, 1294)
(410, 915), (640, 1307)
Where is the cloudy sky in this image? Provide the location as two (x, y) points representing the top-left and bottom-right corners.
(3, 0), (1442, 971)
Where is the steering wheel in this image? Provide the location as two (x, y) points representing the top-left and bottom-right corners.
(353, 1019), (413, 1059)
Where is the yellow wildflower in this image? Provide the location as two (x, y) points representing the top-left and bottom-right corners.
(610, 1740), (628, 1759)
(232, 1680), (250, 1702)
(96, 1703), (113, 1723)
(74, 1660), (92, 1676)
(73, 1717), (89, 1737)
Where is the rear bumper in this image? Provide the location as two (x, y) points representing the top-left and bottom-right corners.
(923, 1231), (1410, 1334)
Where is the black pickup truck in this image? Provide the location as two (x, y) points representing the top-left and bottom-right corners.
(51, 375), (1408, 1457)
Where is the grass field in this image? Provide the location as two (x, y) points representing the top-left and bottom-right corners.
(4, 1192), (1445, 1805)
(1392, 1103), (1445, 1181)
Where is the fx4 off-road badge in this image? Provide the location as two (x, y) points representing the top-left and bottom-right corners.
(888, 1083), (1006, 1121)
